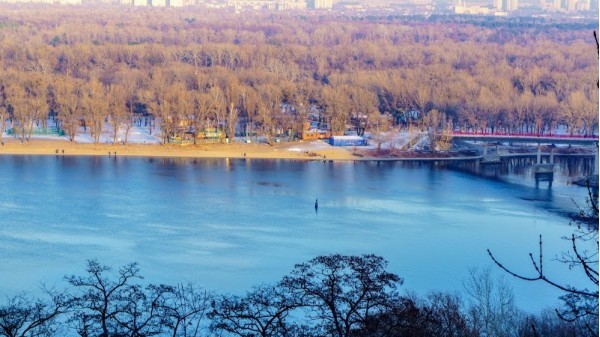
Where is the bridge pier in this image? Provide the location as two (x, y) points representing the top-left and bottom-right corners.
(450, 134), (598, 186)
(594, 144), (598, 176)
(571, 142), (599, 188)
(534, 144), (554, 187)
(534, 164), (554, 188)
(480, 143), (501, 164)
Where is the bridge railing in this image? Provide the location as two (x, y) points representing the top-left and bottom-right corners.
(450, 131), (598, 139)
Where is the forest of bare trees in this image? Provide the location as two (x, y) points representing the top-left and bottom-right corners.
(0, 255), (595, 337)
(0, 5), (597, 145)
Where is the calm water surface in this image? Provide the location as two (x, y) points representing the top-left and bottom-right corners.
(0, 155), (594, 313)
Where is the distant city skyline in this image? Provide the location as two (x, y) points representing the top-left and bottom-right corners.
(454, 0), (595, 14)
(0, 0), (334, 7)
(0, 0), (596, 14)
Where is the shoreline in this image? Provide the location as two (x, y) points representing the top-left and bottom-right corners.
(0, 138), (594, 162)
(0, 138), (358, 161)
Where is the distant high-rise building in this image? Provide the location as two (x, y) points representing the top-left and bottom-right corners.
(307, 0), (332, 9)
(495, 0), (517, 11)
(553, 0), (561, 9)
(575, 0), (590, 9)
(133, 0), (147, 6)
(506, 0), (517, 10)
(566, 0), (576, 10)
(287, 0), (307, 9)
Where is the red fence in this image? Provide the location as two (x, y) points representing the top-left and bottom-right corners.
(451, 131), (598, 139)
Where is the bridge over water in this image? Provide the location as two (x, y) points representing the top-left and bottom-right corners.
(450, 132), (599, 145)
(449, 132), (599, 184)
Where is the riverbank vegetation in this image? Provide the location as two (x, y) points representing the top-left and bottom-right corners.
(0, 255), (596, 337)
(0, 6), (597, 147)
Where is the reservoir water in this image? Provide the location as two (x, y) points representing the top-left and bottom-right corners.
(0, 155), (595, 313)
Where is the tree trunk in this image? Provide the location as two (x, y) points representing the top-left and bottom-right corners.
(0, 115), (4, 143)
(27, 121), (34, 141)
(112, 121), (119, 144)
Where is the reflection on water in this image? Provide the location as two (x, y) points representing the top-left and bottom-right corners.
(447, 156), (594, 183)
(0, 155), (595, 314)
(446, 156), (596, 217)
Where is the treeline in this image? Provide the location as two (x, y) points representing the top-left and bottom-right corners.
(423, 15), (600, 33)
(0, 255), (595, 337)
(0, 6), (597, 145)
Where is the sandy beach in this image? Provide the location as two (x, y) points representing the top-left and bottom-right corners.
(0, 138), (358, 161)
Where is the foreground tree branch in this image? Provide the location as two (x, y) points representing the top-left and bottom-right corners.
(488, 184), (599, 336)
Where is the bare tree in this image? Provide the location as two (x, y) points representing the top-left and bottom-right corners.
(488, 188), (599, 336)
(5, 83), (28, 143)
(279, 254), (402, 337)
(113, 284), (168, 337)
(0, 74), (12, 143)
(463, 267), (522, 337)
(55, 76), (84, 142)
(207, 86), (225, 141)
(426, 292), (476, 337)
(118, 72), (143, 144)
(369, 113), (394, 155)
(106, 84), (127, 145)
(5, 77), (47, 143)
(223, 78), (241, 143)
(0, 291), (68, 337)
(321, 85), (351, 135)
(145, 80), (183, 145)
(188, 92), (206, 145)
(158, 283), (212, 337)
(83, 78), (108, 144)
(257, 85), (282, 145)
(288, 84), (312, 142)
(422, 109), (453, 152)
(210, 284), (295, 337)
(65, 260), (143, 337)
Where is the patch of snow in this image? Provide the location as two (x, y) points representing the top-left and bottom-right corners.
(1, 119), (163, 144)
